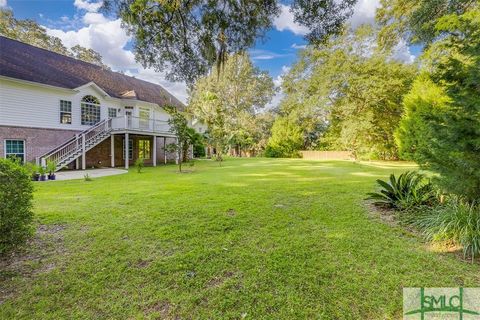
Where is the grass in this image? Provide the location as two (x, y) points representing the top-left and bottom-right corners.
(1, 158), (479, 319)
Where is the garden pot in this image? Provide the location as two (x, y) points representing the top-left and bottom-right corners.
(48, 174), (56, 180)
(32, 174), (40, 181)
(39, 175), (46, 181)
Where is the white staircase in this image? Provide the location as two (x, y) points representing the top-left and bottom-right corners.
(38, 118), (113, 171)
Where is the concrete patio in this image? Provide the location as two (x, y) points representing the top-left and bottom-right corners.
(54, 168), (128, 181)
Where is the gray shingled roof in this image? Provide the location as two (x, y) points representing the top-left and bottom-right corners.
(0, 36), (185, 110)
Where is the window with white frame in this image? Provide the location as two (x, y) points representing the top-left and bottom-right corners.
(81, 95), (101, 125)
(122, 138), (133, 160)
(60, 100), (72, 124)
(139, 107), (150, 129)
(5, 140), (25, 163)
(108, 108), (117, 118)
(138, 139), (151, 159)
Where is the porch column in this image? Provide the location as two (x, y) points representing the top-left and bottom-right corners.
(125, 133), (129, 169)
(81, 134), (86, 170)
(163, 137), (167, 164)
(153, 136), (157, 167)
(110, 134), (115, 168)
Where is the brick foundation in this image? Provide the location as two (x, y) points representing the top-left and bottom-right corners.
(0, 125), (178, 167)
(0, 126), (80, 163)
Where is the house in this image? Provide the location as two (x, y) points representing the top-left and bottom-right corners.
(0, 36), (196, 170)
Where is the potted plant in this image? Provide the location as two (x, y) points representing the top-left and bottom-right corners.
(38, 165), (47, 181)
(46, 161), (57, 180)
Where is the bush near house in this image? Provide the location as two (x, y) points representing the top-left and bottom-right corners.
(0, 158), (34, 255)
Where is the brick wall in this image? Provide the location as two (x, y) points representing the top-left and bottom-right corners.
(0, 125), (80, 162)
(0, 126), (178, 167)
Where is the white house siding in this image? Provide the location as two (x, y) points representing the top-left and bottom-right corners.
(0, 78), (174, 131)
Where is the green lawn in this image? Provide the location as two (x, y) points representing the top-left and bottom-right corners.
(1, 158), (479, 319)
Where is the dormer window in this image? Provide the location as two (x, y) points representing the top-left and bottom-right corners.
(81, 95), (101, 125)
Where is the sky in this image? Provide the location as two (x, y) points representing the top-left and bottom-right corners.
(1, 0), (418, 106)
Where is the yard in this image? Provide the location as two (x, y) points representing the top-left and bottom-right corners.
(1, 158), (479, 319)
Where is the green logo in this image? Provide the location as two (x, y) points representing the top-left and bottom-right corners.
(404, 288), (480, 320)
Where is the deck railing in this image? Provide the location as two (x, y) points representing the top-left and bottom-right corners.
(111, 115), (171, 134)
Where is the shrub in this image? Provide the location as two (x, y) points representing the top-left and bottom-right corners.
(135, 158), (145, 173)
(0, 158), (34, 254)
(414, 198), (480, 261)
(366, 171), (437, 210)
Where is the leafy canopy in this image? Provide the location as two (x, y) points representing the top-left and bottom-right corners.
(188, 52), (275, 157)
(279, 25), (416, 159)
(106, 0), (358, 83)
(376, 0), (478, 48)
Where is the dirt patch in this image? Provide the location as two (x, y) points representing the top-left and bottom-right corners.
(226, 209), (236, 216)
(206, 271), (236, 288)
(0, 223), (67, 304)
(135, 259), (151, 269)
(144, 300), (172, 318)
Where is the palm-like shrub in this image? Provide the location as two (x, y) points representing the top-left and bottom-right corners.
(414, 198), (480, 261)
(366, 171), (437, 210)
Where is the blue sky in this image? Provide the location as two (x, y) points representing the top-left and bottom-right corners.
(1, 0), (416, 104)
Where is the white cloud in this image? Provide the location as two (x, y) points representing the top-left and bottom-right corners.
(0, 0), (7, 8)
(249, 49), (292, 61)
(348, 0), (380, 28)
(392, 39), (416, 63)
(46, 12), (188, 103)
(291, 43), (306, 50)
(83, 12), (109, 25)
(267, 65), (291, 110)
(74, 0), (103, 13)
(273, 4), (309, 35)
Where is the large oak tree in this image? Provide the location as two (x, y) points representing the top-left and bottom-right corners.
(105, 0), (357, 83)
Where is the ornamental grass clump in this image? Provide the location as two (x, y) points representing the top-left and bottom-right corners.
(414, 198), (480, 261)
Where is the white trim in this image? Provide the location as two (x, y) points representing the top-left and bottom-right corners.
(74, 82), (110, 98)
(0, 75), (76, 94)
(0, 76), (184, 112)
(59, 99), (72, 125)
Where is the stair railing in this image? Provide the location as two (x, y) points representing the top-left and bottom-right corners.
(39, 118), (112, 170)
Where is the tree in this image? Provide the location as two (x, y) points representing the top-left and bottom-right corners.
(376, 0), (477, 49)
(279, 25), (416, 159)
(188, 52), (275, 159)
(105, 0), (358, 83)
(396, 9), (480, 201)
(0, 9), (70, 56)
(166, 110), (191, 172)
(265, 116), (303, 158)
(0, 9), (108, 67)
(71, 45), (110, 70)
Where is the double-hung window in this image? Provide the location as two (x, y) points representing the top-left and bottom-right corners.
(108, 108), (117, 118)
(60, 100), (72, 124)
(5, 140), (25, 163)
(81, 95), (101, 125)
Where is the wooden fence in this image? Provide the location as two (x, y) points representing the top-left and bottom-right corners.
(299, 151), (354, 161)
